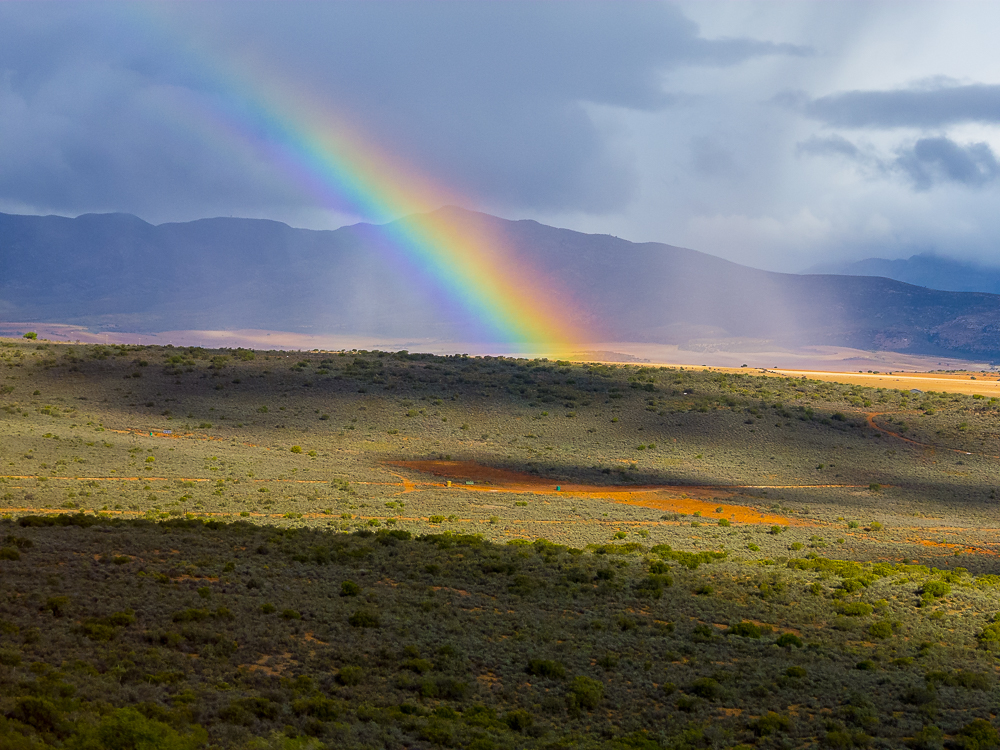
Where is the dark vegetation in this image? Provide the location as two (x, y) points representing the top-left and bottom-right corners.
(4, 517), (1000, 749)
(3, 338), (1000, 746)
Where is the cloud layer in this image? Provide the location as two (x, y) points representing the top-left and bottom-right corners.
(0, 2), (804, 224)
(2, 2), (1000, 273)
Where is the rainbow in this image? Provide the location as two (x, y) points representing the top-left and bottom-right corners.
(140, 11), (589, 357)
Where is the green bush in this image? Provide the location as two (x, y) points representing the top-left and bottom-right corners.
(0, 547), (20, 561)
(776, 633), (803, 648)
(292, 696), (339, 721)
(338, 665), (363, 686)
(869, 621), (894, 639)
(526, 659), (566, 679)
(921, 580), (950, 598)
(341, 580), (361, 597)
(71, 706), (207, 750)
(9, 697), (60, 734)
(504, 709), (534, 732)
(689, 677), (723, 700)
(956, 718), (999, 750)
(908, 724), (944, 750)
(727, 621), (762, 638)
(569, 676), (604, 710)
(838, 602), (874, 617)
(752, 711), (791, 737)
(349, 609), (380, 628)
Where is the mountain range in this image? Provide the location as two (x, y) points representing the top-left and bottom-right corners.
(808, 255), (1000, 296)
(3, 206), (1000, 360)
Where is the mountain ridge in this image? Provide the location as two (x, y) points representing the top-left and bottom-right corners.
(806, 253), (1000, 296)
(3, 206), (1000, 360)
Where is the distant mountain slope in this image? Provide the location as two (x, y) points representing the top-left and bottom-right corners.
(807, 254), (1000, 296)
(4, 207), (1000, 359)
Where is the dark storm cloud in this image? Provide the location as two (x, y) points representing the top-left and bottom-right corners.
(786, 81), (1000, 129)
(894, 137), (1000, 190)
(0, 2), (808, 221)
(796, 132), (1000, 191)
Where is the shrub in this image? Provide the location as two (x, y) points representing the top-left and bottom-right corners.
(505, 709), (534, 732)
(526, 659), (566, 679)
(0, 648), (22, 666)
(569, 676), (604, 709)
(403, 658), (434, 674)
(349, 609), (380, 628)
(635, 574), (672, 598)
(293, 696), (339, 721)
(727, 621), (762, 638)
(689, 677), (723, 700)
(9, 697), (60, 733)
(73, 706), (207, 749)
(0, 547), (20, 561)
(776, 633), (804, 648)
(838, 602), (874, 617)
(341, 580), (361, 596)
(921, 580), (950, 598)
(869, 621), (893, 639)
(23, 332), (37, 340)
(752, 711), (791, 736)
(908, 724), (944, 750)
(978, 617), (1000, 651)
(956, 718), (999, 750)
(42, 596), (70, 617)
(338, 666), (363, 686)
(290, 445), (302, 454)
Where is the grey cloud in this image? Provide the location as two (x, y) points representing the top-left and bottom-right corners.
(790, 82), (1000, 129)
(894, 137), (1000, 190)
(796, 135), (863, 159)
(797, 132), (1000, 191)
(0, 2), (809, 221)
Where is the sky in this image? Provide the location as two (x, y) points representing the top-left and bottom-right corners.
(2, 1), (1000, 272)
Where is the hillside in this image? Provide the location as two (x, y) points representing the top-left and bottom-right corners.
(6, 208), (1000, 359)
(3, 340), (1000, 748)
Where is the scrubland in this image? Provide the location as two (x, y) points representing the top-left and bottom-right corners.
(3, 338), (1000, 749)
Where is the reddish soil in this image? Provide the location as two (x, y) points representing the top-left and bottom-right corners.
(389, 460), (804, 526)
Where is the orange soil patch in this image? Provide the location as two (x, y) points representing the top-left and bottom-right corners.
(389, 460), (804, 526)
(246, 652), (297, 677)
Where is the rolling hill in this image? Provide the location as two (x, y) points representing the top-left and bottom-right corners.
(4, 206), (1000, 360)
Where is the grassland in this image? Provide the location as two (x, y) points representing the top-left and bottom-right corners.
(3, 338), (1000, 749)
